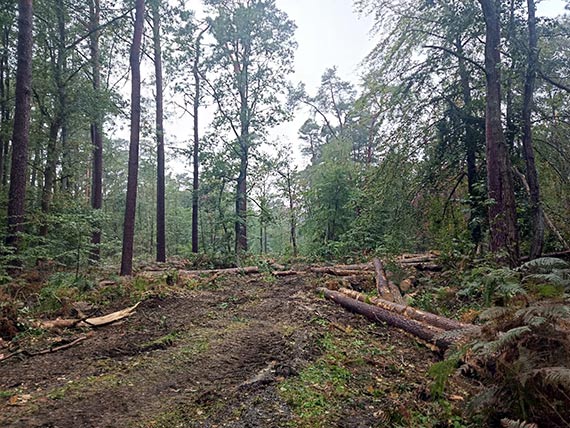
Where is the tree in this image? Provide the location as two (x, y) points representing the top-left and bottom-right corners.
(6, 0), (33, 252)
(120, 0), (145, 276)
(89, 0), (103, 262)
(204, 0), (296, 254)
(479, 0), (520, 266)
(151, 0), (166, 263)
(521, 0), (544, 259)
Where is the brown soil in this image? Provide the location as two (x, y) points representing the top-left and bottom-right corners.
(0, 273), (477, 427)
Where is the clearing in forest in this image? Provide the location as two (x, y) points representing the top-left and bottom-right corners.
(0, 272), (475, 428)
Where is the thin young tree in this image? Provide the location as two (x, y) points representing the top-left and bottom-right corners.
(6, 0), (33, 252)
(120, 0), (145, 276)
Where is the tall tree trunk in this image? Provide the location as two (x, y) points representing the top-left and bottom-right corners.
(480, 0), (520, 266)
(0, 26), (8, 189)
(40, 121), (60, 237)
(89, 0), (103, 262)
(120, 0), (144, 276)
(522, 0), (544, 259)
(6, 0), (33, 251)
(152, 0), (166, 263)
(235, 144), (248, 253)
(191, 26), (207, 254)
(456, 36), (483, 245)
(286, 172), (298, 256)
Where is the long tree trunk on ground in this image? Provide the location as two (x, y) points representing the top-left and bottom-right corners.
(152, 0), (166, 263)
(120, 0), (144, 276)
(6, 0), (33, 251)
(522, 0), (544, 259)
(192, 26), (208, 254)
(480, 0), (520, 266)
(89, 0), (103, 262)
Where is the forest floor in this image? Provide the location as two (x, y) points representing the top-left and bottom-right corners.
(0, 271), (479, 428)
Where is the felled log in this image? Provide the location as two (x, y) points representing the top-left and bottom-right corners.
(318, 288), (454, 350)
(310, 266), (371, 276)
(179, 266), (260, 277)
(373, 258), (404, 304)
(338, 288), (471, 331)
(38, 302), (140, 330)
(272, 270), (302, 277)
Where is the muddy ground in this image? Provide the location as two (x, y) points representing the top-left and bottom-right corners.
(0, 273), (477, 427)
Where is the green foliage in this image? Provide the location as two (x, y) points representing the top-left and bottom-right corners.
(428, 352), (462, 399)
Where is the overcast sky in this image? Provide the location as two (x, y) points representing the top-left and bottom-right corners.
(163, 0), (569, 169)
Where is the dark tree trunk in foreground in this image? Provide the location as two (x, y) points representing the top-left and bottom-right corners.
(480, 0), (520, 266)
(120, 0), (144, 276)
(6, 0), (33, 251)
(89, 0), (103, 262)
(522, 0), (544, 259)
(152, 0), (166, 263)
(235, 143), (248, 254)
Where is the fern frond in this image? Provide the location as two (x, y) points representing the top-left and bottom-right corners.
(519, 257), (569, 273)
(532, 367), (570, 390)
(481, 326), (531, 355)
(515, 304), (570, 324)
(479, 306), (510, 321)
(500, 418), (538, 428)
(496, 281), (527, 298)
(523, 272), (570, 287)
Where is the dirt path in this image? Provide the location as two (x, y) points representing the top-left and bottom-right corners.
(0, 274), (473, 427)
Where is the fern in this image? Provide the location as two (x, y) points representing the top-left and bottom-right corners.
(477, 326), (531, 355)
(531, 367), (570, 390)
(478, 306), (510, 321)
(519, 257), (569, 273)
(515, 304), (570, 324)
(500, 418), (538, 428)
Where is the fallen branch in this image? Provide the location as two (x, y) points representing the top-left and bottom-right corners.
(29, 334), (90, 356)
(272, 270), (302, 277)
(338, 287), (473, 332)
(38, 302), (140, 330)
(319, 288), (454, 350)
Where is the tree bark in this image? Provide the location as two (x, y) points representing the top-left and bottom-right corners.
(337, 288), (472, 332)
(521, 0), (544, 260)
(120, 0), (144, 276)
(152, 0), (166, 263)
(89, 0), (103, 262)
(480, 0), (520, 266)
(456, 35), (484, 245)
(319, 288), (454, 350)
(235, 141), (248, 253)
(6, 0), (33, 251)
(191, 26), (208, 254)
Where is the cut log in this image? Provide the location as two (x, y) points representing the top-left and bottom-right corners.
(338, 288), (472, 332)
(310, 267), (371, 276)
(373, 258), (404, 304)
(319, 288), (454, 350)
(272, 270), (302, 277)
(179, 266), (260, 277)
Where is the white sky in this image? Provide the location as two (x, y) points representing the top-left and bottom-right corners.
(155, 0), (568, 170)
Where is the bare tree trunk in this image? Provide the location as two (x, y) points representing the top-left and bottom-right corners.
(6, 0), (32, 252)
(40, 122), (60, 237)
(235, 141), (248, 254)
(152, 0), (166, 263)
(480, 0), (520, 266)
(89, 0), (103, 262)
(120, 0), (144, 276)
(192, 26), (208, 254)
(286, 172), (298, 256)
(522, 0), (544, 259)
(456, 35), (484, 245)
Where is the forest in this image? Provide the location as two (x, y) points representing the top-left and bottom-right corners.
(1, 0), (570, 427)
